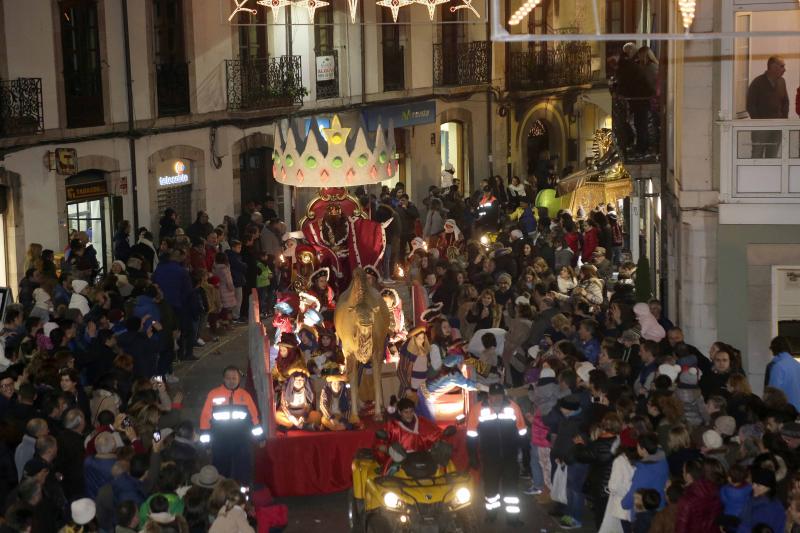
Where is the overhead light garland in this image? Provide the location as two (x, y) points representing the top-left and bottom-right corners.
(377, 0), (414, 22)
(677, 0), (696, 30)
(257, 0), (293, 21)
(346, 0), (359, 22)
(450, 0), (479, 18)
(294, 0), (330, 19)
(416, 0), (450, 21)
(507, 0), (540, 26)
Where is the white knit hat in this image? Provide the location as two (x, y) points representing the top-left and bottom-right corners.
(71, 498), (96, 525)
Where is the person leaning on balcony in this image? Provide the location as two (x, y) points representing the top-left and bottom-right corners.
(746, 56), (788, 158)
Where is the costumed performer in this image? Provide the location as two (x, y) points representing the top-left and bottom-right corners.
(275, 361), (321, 431)
(319, 369), (355, 431)
(376, 397), (443, 474)
(416, 354), (485, 421)
(297, 324), (318, 362)
(435, 219), (465, 260)
(397, 326), (430, 401)
(308, 267), (336, 320)
(272, 332), (302, 385)
(381, 288), (407, 362)
(314, 328), (344, 375)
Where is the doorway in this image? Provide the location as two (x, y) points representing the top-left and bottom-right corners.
(240, 147), (283, 208)
(526, 119), (551, 176)
(65, 171), (118, 271)
(440, 121), (466, 195)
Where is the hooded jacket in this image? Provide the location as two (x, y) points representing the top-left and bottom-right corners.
(675, 478), (722, 533)
(633, 303), (666, 342)
(622, 449), (669, 511)
(574, 435), (618, 500)
(736, 495), (786, 533)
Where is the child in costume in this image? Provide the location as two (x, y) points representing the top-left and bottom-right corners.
(319, 370), (355, 431)
(275, 363), (321, 431)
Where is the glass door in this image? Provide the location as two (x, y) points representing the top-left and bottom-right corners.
(67, 197), (112, 271)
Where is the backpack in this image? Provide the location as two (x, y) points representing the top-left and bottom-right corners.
(611, 221), (624, 246)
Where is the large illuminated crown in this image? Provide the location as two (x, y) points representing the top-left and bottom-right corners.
(272, 115), (398, 187)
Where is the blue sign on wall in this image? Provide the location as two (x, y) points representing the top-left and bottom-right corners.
(362, 100), (437, 131)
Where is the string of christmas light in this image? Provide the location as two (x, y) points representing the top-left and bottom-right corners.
(507, 0), (540, 26)
(677, 0), (696, 30)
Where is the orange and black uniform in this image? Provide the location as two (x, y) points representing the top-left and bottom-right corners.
(466, 399), (527, 517)
(199, 384), (263, 484)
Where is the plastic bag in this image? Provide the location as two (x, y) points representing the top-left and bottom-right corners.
(551, 462), (568, 504)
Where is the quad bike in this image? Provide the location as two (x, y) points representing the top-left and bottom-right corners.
(349, 428), (477, 533)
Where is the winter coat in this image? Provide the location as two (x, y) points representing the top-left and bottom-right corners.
(152, 260), (192, 313)
(720, 483), (752, 518)
(84, 455), (116, 499)
(699, 369), (732, 400)
(736, 496), (786, 533)
(117, 330), (160, 379)
(675, 386), (709, 428)
(582, 227), (599, 262)
(113, 230), (131, 263)
(226, 249), (247, 287)
(501, 315), (532, 372)
(111, 472), (147, 507)
(548, 408), (587, 465)
(667, 447), (702, 478)
(605, 453), (635, 523)
(675, 478), (722, 533)
(574, 435), (618, 501)
(621, 450), (669, 511)
(532, 378), (561, 416)
(69, 292), (92, 316)
(213, 264), (237, 309)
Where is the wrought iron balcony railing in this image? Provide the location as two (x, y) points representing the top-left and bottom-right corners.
(156, 62), (191, 117)
(433, 41), (491, 88)
(611, 94), (661, 162)
(382, 43), (405, 92)
(0, 78), (44, 137)
(225, 56), (304, 111)
(315, 50), (340, 100)
(508, 42), (593, 91)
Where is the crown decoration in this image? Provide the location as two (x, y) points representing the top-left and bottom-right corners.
(272, 115), (398, 188)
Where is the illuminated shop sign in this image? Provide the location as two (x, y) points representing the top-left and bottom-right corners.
(158, 160), (191, 187)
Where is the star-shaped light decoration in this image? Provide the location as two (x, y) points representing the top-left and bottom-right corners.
(257, 0), (293, 21)
(295, 0), (330, 21)
(228, 0), (257, 21)
(450, 0), (479, 18)
(320, 116), (351, 146)
(377, 0), (414, 23)
(416, 0), (449, 21)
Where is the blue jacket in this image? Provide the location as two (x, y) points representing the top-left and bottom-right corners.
(112, 473), (147, 507)
(226, 249), (247, 288)
(579, 338), (601, 365)
(133, 295), (161, 323)
(767, 352), (800, 411)
(152, 260), (192, 313)
(736, 496), (785, 533)
(622, 450), (669, 511)
(84, 456), (116, 499)
(117, 330), (160, 378)
(720, 483), (752, 517)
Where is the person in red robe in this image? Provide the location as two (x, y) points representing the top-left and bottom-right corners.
(376, 397), (443, 474)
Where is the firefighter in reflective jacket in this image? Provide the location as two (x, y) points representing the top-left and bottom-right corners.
(199, 365), (264, 485)
(466, 383), (527, 524)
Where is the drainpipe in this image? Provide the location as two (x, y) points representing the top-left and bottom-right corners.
(360, 0), (366, 104)
(486, 2), (493, 177)
(121, 0), (139, 231)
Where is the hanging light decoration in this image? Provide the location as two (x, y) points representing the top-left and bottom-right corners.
(257, 0), (293, 21)
(228, 0), (257, 21)
(377, 0), (414, 22)
(677, 0), (696, 30)
(295, 0), (330, 20)
(346, 0), (359, 23)
(416, 0), (450, 21)
(507, 0), (540, 26)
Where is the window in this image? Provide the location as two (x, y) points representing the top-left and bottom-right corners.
(526, 0), (548, 53)
(381, 9), (405, 91)
(314, 5), (334, 54)
(238, 6), (268, 60)
(439, 7), (465, 86)
(605, 0), (636, 75)
(60, 0), (104, 128)
(734, 13), (751, 118)
(153, 0), (189, 116)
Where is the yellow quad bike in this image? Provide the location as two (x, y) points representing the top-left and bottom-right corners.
(348, 431), (477, 533)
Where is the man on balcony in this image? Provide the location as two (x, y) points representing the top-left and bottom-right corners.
(746, 56), (788, 158)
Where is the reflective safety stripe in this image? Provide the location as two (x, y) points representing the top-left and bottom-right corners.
(478, 413), (498, 422)
(498, 407), (517, 420)
(505, 505), (520, 514)
(503, 496), (520, 504)
(199, 434), (211, 443)
(212, 397), (226, 405)
(485, 501), (502, 510)
(466, 430), (479, 438)
(486, 494), (501, 503)
(213, 411), (231, 421)
(251, 426), (264, 437)
(518, 428), (528, 436)
(232, 410), (248, 420)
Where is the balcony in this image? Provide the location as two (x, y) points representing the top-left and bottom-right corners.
(508, 42), (593, 91)
(0, 78), (44, 137)
(433, 41), (491, 88)
(611, 95), (661, 162)
(225, 56), (304, 112)
(156, 62), (190, 117)
(382, 43), (405, 92)
(315, 50), (340, 100)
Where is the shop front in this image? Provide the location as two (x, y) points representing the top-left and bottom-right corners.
(155, 159), (194, 229)
(65, 170), (122, 271)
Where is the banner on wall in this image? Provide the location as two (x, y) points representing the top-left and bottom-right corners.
(361, 100), (437, 131)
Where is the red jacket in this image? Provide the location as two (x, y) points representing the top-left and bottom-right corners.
(582, 227), (599, 262)
(564, 232), (581, 263)
(674, 478), (722, 533)
(377, 415), (442, 472)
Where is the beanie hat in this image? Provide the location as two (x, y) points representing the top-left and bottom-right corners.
(658, 363), (681, 383)
(751, 468), (776, 490)
(714, 415), (737, 437)
(539, 368), (556, 379)
(702, 429), (723, 450)
(575, 361), (595, 384)
(558, 394), (581, 412)
(677, 367), (700, 388)
(71, 498), (96, 525)
(72, 279), (89, 294)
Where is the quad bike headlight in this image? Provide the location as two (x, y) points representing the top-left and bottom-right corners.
(383, 492), (402, 509)
(454, 487), (471, 506)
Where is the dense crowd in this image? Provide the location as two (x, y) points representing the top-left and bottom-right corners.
(0, 201), (292, 532)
